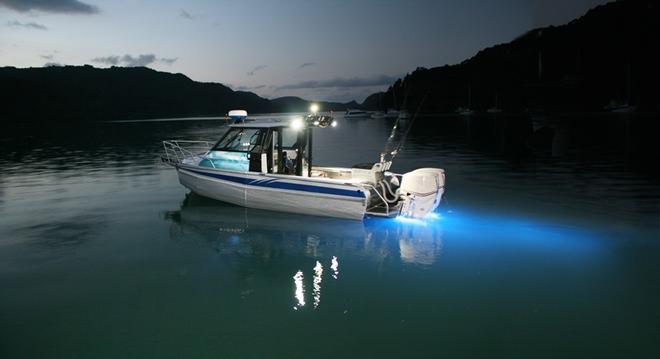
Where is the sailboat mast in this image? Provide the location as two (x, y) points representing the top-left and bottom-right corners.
(467, 84), (472, 108)
(626, 61), (631, 105)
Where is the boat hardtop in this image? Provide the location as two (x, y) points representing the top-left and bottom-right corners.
(162, 110), (445, 220)
(227, 120), (288, 128)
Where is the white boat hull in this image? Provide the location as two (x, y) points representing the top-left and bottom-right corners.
(176, 165), (369, 220)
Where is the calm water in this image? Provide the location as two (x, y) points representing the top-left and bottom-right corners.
(1, 115), (659, 358)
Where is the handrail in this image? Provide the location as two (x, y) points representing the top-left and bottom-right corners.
(162, 140), (213, 167)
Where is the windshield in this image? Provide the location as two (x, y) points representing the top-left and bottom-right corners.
(213, 128), (264, 152)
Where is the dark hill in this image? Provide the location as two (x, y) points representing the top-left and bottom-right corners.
(0, 65), (355, 122)
(367, 0), (660, 113)
(360, 92), (385, 111)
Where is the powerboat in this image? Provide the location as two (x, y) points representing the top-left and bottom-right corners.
(370, 111), (386, 119)
(344, 109), (370, 119)
(455, 107), (475, 116)
(384, 109), (400, 119)
(162, 111), (445, 220)
(604, 100), (636, 113)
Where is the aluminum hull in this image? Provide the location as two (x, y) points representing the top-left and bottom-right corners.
(176, 165), (369, 220)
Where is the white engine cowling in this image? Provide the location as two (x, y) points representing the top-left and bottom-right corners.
(399, 168), (445, 218)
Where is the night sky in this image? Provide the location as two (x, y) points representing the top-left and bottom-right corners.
(0, 0), (608, 102)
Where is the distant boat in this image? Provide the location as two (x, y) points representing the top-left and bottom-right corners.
(455, 107), (475, 116)
(456, 84), (475, 116)
(384, 109), (400, 119)
(605, 61), (636, 113)
(370, 111), (386, 119)
(344, 109), (370, 118)
(604, 101), (636, 113)
(487, 91), (503, 114)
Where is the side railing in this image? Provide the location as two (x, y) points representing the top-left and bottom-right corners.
(162, 140), (213, 166)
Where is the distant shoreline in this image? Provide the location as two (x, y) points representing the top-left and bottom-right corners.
(107, 116), (229, 123)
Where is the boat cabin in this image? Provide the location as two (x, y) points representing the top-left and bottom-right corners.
(200, 117), (328, 177)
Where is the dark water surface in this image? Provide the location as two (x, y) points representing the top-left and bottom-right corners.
(1, 115), (659, 358)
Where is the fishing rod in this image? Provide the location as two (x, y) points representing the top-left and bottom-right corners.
(379, 89), (430, 165)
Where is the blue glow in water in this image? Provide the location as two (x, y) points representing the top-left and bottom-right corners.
(393, 211), (442, 226)
(228, 234), (241, 244)
(393, 216), (431, 226)
(380, 207), (605, 257)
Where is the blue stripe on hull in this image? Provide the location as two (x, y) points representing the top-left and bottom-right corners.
(182, 168), (365, 199)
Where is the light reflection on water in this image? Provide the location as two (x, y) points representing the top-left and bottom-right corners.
(330, 256), (339, 279)
(312, 261), (323, 309)
(1, 116), (659, 358)
(293, 270), (305, 309)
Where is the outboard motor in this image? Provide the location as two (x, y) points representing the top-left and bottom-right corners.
(399, 168), (445, 218)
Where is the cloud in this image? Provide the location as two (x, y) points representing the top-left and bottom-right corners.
(276, 74), (398, 90)
(121, 54), (156, 67)
(92, 55), (120, 65)
(246, 65), (267, 76)
(40, 54), (54, 60)
(299, 62), (316, 69)
(234, 84), (266, 91)
(0, 0), (99, 14)
(91, 54), (177, 67)
(6, 20), (47, 30)
(180, 9), (193, 20)
(160, 57), (178, 65)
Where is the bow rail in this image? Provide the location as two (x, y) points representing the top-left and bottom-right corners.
(162, 140), (213, 166)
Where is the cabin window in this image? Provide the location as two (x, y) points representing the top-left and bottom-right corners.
(279, 128), (300, 175)
(281, 128), (299, 149)
(278, 127), (311, 177)
(198, 128), (265, 171)
(213, 128), (264, 152)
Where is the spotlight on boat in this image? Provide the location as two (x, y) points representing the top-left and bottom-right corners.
(290, 117), (304, 130)
(310, 103), (320, 114)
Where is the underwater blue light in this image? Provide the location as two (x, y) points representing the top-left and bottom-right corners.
(383, 207), (604, 256)
(393, 211), (442, 226)
(425, 212), (442, 221)
(394, 216), (429, 226)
